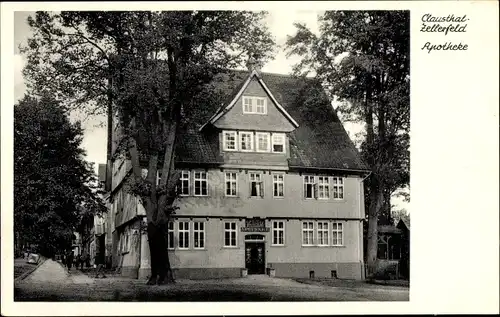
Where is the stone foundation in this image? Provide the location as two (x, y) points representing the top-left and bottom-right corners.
(136, 267), (242, 280)
(268, 262), (364, 280)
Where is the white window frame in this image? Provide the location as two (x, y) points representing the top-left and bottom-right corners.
(271, 133), (286, 153)
(317, 221), (330, 246)
(249, 172), (264, 198)
(272, 221), (285, 246)
(303, 175), (316, 200)
(223, 130), (238, 151)
(332, 222), (344, 246)
(242, 96), (267, 114)
(193, 171), (208, 196)
(302, 221), (314, 246)
(256, 132), (271, 152)
(272, 173), (285, 198)
(167, 221), (175, 250)
(224, 221), (238, 247)
(178, 221), (190, 250)
(225, 172), (238, 197)
(179, 170), (190, 196)
(333, 177), (344, 200)
(239, 131), (254, 152)
(317, 176), (330, 200)
(193, 221), (205, 250)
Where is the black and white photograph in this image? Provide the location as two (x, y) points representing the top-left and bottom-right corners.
(10, 9), (410, 302)
(1, 1), (498, 315)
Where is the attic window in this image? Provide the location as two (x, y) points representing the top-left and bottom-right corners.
(223, 130), (238, 151)
(272, 133), (286, 153)
(243, 96), (267, 114)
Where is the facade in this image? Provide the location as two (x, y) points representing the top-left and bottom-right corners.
(109, 65), (370, 280)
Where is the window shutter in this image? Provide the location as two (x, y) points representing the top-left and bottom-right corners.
(313, 183), (318, 199)
(259, 181), (264, 198)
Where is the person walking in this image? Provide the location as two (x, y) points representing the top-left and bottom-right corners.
(94, 252), (106, 279)
(66, 250), (74, 272)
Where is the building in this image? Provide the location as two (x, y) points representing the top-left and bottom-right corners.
(109, 63), (370, 280)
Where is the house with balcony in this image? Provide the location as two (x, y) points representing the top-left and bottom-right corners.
(109, 62), (370, 280)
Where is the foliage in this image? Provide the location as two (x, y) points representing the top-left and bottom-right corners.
(287, 11), (410, 266)
(21, 10), (275, 283)
(14, 95), (106, 257)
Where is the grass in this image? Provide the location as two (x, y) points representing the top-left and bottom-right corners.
(14, 259), (38, 279)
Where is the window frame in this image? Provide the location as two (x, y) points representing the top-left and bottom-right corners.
(301, 221), (315, 246)
(239, 131), (254, 152)
(179, 170), (190, 196)
(242, 96), (267, 115)
(271, 133), (286, 153)
(272, 173), (285, 198)
(225, 172), (238, 197)
(223, 130), (238, 151)
(332, 177), (345, 200)
(271, 220), (285, 246)
(332, 222), (344, 246)
(178, 221), (190, 250)
(317, 176), (330, 200)
(249, 172), (264, 198)
(256, 132), (271, 153)
(193, 170), (208, 197)
(167, 221), (175, 250)
(223, 221), (238, 248)
(317, 221), (330, 246)
(193, 221), (206, 250)
(303, 175), (316, 200)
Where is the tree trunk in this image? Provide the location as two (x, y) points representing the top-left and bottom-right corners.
(366, 186), (384, 276)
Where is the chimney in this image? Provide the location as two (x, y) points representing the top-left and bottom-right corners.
(246, 54), (261, 73)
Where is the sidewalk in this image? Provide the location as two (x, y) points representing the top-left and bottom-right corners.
(22, 259), (94, 285)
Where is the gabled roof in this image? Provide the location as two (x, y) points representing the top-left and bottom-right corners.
(175, 70), (369, 172)
(199, 69), (299, 131)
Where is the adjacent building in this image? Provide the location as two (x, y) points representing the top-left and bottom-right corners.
(109, 63), (370, 280)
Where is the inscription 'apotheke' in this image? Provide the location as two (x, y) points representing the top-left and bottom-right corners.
(420, 13), (469, 53)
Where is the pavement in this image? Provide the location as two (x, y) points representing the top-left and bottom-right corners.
(14, 259), (409, 301)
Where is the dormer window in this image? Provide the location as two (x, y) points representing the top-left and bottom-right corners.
(272, 133), (286, 153)
(239, 131), (254, 152)
(223, 130), (237, 151)
(243, 96), (267, 114)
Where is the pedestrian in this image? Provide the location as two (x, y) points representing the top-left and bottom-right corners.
(94, 253), (106, 279)
(66, 250), (74, 272)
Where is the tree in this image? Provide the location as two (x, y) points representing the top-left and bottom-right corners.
(21, 11), (275, 284)
(286, 11), (410, 272)
(14, 95), (106, 257)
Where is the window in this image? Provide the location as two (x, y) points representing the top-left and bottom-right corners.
(239, 131), (254, 152)
(194, 171), (208, 196)
(223, 131), (237, 151)
(318, 176), (330, 199)
(249, 173), (263, 197)
(193, 222), (205, 249)
(256, 132), (271, 152)
(304, 176), (316, 199)
(225, 172), (238, 197)
(224, 222), (237, 247)
(317, 222), (329, 246)
(333, 177), (344, 199)
(272, 221), (285, 246)
(243, 96), (267, 114)
(302, 222), (314, 246)
(272, 133), (285, 153)
(332, 222), (343, 246)
(167, 221), (175, 249)
(179, 171), (190, 196)
(178, 221), (190, 249)
(273, 173), (284, 198)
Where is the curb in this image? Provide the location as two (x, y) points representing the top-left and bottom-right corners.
(367, 279), (410, 288)
(15, 256), (47, 282)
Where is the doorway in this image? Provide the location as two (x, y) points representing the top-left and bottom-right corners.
(245, 242), (265, 274)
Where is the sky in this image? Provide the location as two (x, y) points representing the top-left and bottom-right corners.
(13, 11), (407, 212)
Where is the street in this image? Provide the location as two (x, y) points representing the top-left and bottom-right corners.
(14, 259), (409, 301)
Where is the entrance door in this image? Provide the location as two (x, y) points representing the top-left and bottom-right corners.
(245, 242), (265, 274)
